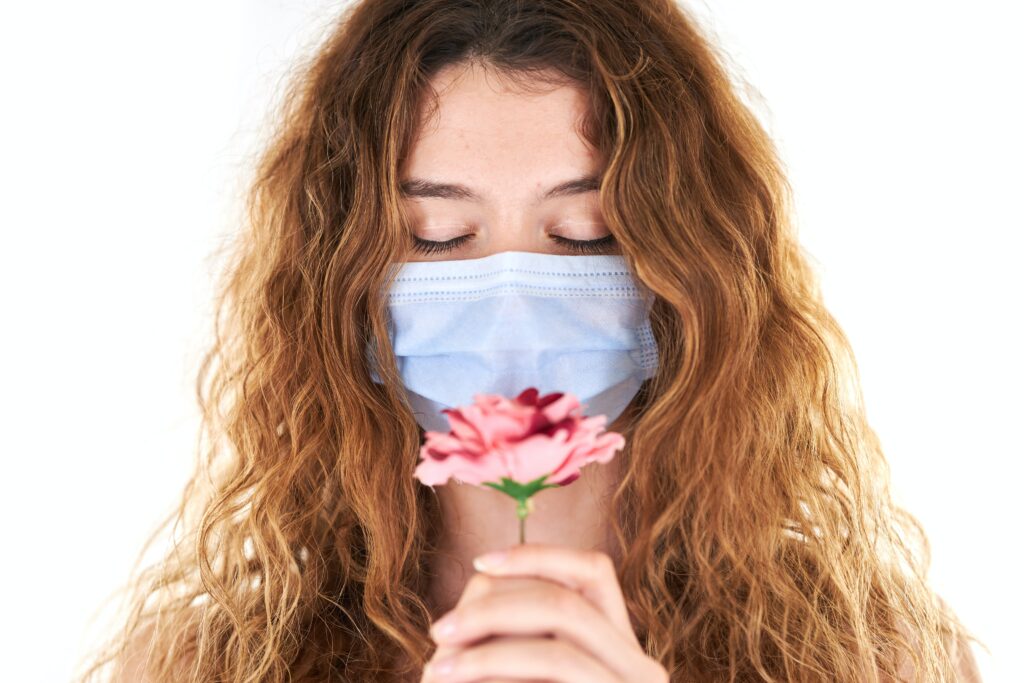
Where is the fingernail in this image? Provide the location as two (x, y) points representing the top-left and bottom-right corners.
(473, 549), (508, 571)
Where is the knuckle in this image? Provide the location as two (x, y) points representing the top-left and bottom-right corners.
(455, 592), (499, 627)
(468, 571), (495, 589)
(547, 584), (583, 616)
(463, 571), (496, 596)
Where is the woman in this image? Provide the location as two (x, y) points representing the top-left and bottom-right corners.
(76, 0), (983, 681)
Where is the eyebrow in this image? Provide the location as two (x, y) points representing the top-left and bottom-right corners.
(398, 174), (601, 203)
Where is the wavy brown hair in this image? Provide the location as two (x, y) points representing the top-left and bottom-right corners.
(75, 1), (984, 681)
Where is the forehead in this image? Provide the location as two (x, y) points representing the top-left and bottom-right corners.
(402, 63), (602, 192)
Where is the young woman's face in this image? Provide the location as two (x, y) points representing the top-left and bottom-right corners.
(399, 62), (619, 261)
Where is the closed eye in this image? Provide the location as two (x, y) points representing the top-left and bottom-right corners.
(549, 233), (616, 254)
(411, 233), (475, 255)
(411, 232), (616, 255)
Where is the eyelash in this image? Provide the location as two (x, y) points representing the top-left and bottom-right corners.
(411, 232), (616, 255)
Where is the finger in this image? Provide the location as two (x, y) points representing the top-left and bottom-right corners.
(429, 584), (643, 681)
(471, 542), (635, 639)
(452, 572), (548, 608)
(424, 635), (550, 682)
(426, 631), (503, 674)
(428, 575), (525, 673)
(423, 635), (618, 683)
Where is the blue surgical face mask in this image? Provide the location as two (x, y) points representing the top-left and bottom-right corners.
(368, 249), (660, 434)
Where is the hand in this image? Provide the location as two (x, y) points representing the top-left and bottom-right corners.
(421, 542), (669, 682)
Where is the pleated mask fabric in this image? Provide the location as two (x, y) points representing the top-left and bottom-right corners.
(368, 249), (660, 434)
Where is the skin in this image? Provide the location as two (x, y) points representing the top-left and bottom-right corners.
(398, 61), (665, 682)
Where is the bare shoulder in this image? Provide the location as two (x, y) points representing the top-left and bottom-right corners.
(110, 618), (198, 683)
(881, 616), (984, 683)
(110, 620), (159, 683)
(949, 629), (984, 683)
(937, 594), (984, 683)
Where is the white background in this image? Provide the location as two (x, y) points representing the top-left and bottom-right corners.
(1, 1), (1020, 681)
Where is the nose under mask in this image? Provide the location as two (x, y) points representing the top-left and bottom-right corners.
(367, 249), (660, 434)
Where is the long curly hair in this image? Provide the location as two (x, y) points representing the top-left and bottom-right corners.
(75, 1), (983, 681)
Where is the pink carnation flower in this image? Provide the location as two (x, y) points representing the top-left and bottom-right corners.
(414, 387), (626, 488)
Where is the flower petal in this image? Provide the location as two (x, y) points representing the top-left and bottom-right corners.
(501, 429), (575, 482)
(414, 449), (508, 486)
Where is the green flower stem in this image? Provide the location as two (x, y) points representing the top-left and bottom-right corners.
(484, 475), (557, 546)
(516, 497), (531, 544)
